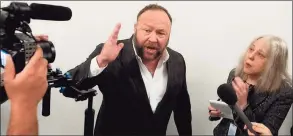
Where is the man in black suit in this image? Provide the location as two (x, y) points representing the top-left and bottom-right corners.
(65, 4), (192, 135)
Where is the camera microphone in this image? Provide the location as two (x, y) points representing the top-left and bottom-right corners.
(1, 2), (72, 21)
(30, 3), (72, 21)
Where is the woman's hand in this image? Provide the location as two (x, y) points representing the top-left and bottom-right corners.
(208, 105), (221, 117)
(244, 122), (272, 136)
(232, 77), (249, 110)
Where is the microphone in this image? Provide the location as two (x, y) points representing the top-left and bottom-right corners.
(217, 84), (259, 136)
(30, 3), (72, 21)
(2, 2), (72, 21)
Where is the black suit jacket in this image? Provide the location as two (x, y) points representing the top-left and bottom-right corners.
(0, 86), (8, 104)
(212, 69), (293, 136)
(65, 35), (192, 135)
(291, 125), (293, 136)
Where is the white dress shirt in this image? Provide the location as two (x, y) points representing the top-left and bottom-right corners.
(89, 42), (169, 113)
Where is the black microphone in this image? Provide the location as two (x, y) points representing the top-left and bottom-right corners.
(217, 83), (259, 136)
(30, 3), (72, 21)
(2, 2), (72, 21)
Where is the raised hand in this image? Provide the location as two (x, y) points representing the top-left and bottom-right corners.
(97, 23), (124, 67)
(232, 77), (249, 110)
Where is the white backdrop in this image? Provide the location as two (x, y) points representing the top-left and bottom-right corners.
(1, 1), (292, 135)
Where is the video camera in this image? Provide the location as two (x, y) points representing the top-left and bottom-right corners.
(0, 2), (97, 118)
(0, 1), (72, 102)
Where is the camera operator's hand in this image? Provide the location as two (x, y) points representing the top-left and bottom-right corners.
(97, 23), (124, 67)
(35, 34), (48, 41)
(4, 46), (48, 135)
(4, 46), (48, 106)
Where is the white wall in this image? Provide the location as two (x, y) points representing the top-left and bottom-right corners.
(1, 1), (292, 135)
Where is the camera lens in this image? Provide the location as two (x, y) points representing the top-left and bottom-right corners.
(38, 41), (56, 63)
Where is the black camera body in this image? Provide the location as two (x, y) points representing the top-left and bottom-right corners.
(1, 3), (97, 134)
(0, 2), (56, 72)
(0, 1), (75, 106)
(0, 2), (62, 104)
(1, 33), (56, 73)
(0, 2), (96, 119)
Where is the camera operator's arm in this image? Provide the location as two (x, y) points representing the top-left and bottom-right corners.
(4, 47), (48, 135)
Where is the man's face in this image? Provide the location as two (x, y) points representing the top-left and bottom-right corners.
(134, 10), (171, 62)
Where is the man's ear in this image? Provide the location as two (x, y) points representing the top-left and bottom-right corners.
(134, 23), (137, 33)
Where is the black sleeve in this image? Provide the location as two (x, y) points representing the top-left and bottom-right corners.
(62, 43), (105, 97)
(240, 87), (292, 136)
(0, 86), (8, 104)
(173, 55), (192, 135)
(67, 43), (104, 80)
(233, 84), (293, 136)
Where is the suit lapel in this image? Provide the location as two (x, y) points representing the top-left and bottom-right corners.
(128, 58), (153, 111)
(165, 55), (175, 95)
(121, 36), (153, 114)
(154, 53), (175, 113)
(121, 37), (176, 114)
